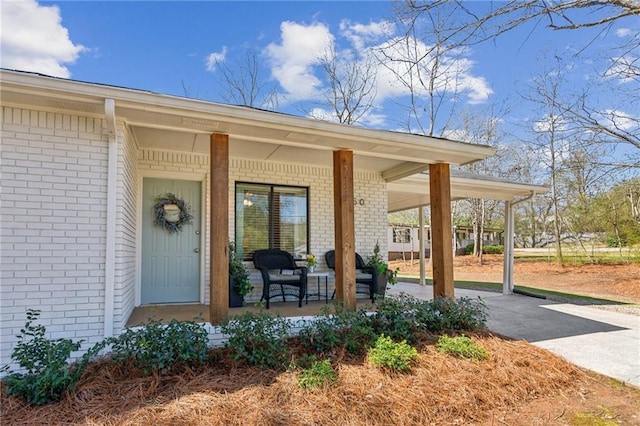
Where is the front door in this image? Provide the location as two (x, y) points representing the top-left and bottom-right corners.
(141, 178), (201, 304)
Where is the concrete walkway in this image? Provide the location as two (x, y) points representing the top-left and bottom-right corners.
(388, 282), (640, 387)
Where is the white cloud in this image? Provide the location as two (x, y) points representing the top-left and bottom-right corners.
(266, 21), (333, 101)
(206, 46), (228, 72)
(339, 19), (396, 52)
(600, 109), (639, 131)
(308, 106), (388, 128)
(0, 0), (84, 78)
(307, 107), (337, 122)
(373, 37), (493, 105)
(616, 28), (631, 38)
(264, 18), (491, 127)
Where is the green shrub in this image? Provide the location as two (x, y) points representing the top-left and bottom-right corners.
(2, 309), (105, 405)
(297, 359), (338, 389)
(372, 294), (423, 343)
(107, 318), (208, 375)
(298, 303), (377, 356)
(423, 297), (487, 332)
(435, 335), (489, 361)
(463, 243), (504, 255)
(368, 334), (418, 372)
(221, 311), (291, 370)
(464, 243), (474, 255)
(374, 294), (487, 335)
(483, 245), (504, 254)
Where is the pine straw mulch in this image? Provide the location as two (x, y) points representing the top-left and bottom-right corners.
(2, 331), (640, 426)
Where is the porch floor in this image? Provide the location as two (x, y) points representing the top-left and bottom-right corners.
(125, 298), (377, 327)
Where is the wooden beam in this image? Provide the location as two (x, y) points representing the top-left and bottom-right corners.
(429, 163), (454, 298)
(333, 150), (356, 310)
(210, 134), (229, 324)
(382, 162), (430, 182)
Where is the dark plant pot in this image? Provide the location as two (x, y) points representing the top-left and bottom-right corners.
(229, 275), (244, 308)
(375, 273), (388, 298)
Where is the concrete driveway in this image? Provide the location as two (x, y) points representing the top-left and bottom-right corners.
(388, 282), (640, 387)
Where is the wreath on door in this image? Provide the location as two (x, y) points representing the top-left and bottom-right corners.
(153, 193), (193, 234)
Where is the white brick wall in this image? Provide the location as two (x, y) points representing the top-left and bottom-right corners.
(1, 107), (108, 369)
(113, 125), (138, 332)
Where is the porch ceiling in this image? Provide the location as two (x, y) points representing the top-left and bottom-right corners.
(387, 171), (549, 212)
(1, 70), (496, 178)
(130, 126), (402, 172)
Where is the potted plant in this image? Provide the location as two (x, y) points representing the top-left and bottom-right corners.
(306, 253), (318, 273)
(229, 241), (253, 307)
(366, 241), (398, 297)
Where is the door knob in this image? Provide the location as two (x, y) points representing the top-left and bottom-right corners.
(194, 248), (200, 253)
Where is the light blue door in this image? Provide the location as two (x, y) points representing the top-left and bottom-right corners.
(141, 178), (201, 304)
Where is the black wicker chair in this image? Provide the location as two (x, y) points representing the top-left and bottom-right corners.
(325, 250), (378, 303)
(252, 249), (307, 309)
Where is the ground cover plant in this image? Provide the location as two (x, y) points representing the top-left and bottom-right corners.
(2, 296), (640, 425)
(296, 358), (337, 390)
(367, 334), (418, 372)
(435, 334), (490, 361)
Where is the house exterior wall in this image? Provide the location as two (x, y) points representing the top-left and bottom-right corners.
(113, 125), (138, 333)
(0, 115), (389, 369)
(0, 106), (109, 369)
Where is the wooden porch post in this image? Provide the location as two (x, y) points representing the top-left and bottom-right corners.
(429, 163), (454, 298)
(210, 134), (229, 324)
(333, 150), (356, 310)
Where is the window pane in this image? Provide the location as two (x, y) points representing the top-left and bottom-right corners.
(235, 183), (308, 260)
(274, 186), (307, 258)
(393, 228), (410, 243)
(236, 184), (270, 259)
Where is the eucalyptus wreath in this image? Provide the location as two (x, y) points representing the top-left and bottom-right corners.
(153, 193), (193, 234)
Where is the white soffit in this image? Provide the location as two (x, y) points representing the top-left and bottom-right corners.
(388, 172), (549, 212)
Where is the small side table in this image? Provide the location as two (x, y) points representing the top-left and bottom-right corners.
(306, 272), (329, 304)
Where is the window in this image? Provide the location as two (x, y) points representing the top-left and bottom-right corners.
(235, 182), (308, 260)
(392, 227), (411, 243)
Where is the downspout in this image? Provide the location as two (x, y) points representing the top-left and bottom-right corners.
(419, 205), (425, 285)
(104, 99), (117, 337)
(502, 191), (535, 294)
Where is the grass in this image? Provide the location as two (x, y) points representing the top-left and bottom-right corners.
(396, 276), (628, 305)
(570, 407), (619, 426)
(512, 248), (640, 264)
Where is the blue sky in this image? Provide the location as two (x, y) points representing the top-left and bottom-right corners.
(1, 0), (638, 160)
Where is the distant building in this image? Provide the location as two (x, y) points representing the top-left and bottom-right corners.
(387, 224), (503, 260)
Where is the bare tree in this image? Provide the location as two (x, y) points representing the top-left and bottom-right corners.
(405, 1), (639, 40)
(403, 1), (640, 156)
(521, 56), (579, 265)
(312, 45), (378, 125)
(211, 47), (279, 110)
(451, 106), (508, 263)
(378, 7), (469, 136)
